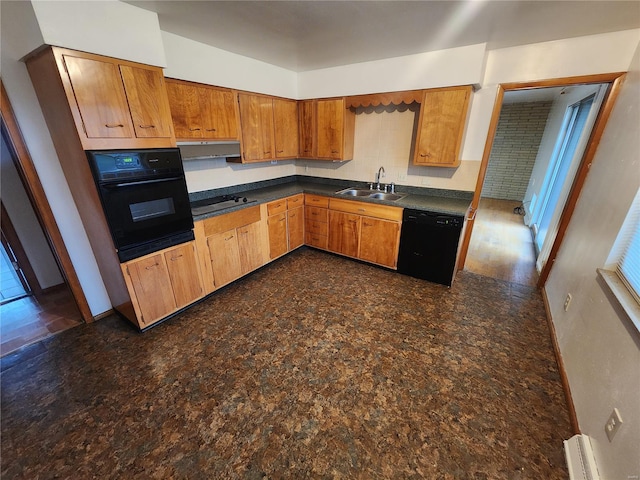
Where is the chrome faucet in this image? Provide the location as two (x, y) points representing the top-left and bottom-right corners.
(375, 166), (385, 190)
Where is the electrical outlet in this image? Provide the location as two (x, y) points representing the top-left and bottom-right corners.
(605, 408), (623, 442)
(398, 173), (407, 182)
(422, 178), (430, 186)
(564, 293), (572, 311)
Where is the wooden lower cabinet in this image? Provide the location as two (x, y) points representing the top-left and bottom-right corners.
(267, 194), (304, 259)
(288, 206), (304, 250)
(359, 217), (401, 268)
(328, 210), (360, 257)
(237, 222), (264, 273)
(122, 241), (204, 328)
(207, 228), (243, 287)
(304, 194), (329, 249)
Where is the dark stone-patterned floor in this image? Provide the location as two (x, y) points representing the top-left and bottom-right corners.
(1, 248), (571, 479)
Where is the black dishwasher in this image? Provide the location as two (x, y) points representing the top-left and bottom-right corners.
(397, 209), (464, 287)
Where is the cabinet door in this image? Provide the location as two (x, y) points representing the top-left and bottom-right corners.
(238, 93), (274, 162)
(273, 98), (299, 158)
(359, 217), (400, 268)
(166, 80), (203, 139)
(62, 54), (134, 139)
(119, 65), (173, 139)
(126, 253), (176, 326)
(237, 222), (264, 273)
(316, 99), (344, 160)
(268, 212), (289, 259)
(288, 206), (304, 250)
(328, 210), (360, 257)
(207, 229), (242, 287)
(163, 242), (203, 308)
(199, 87), (239, 140)
(414, 87), (471, 167)
(298, 100), (316, 158)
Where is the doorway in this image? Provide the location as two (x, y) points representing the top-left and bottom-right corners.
(459, 73), (626, 287)
(0, 82), (90, 357)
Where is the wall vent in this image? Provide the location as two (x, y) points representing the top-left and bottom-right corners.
(564, 434), (600, 480)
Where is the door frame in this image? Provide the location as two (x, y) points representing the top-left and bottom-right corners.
(457, 72), (627, 288)
(1, 80), (93, 322)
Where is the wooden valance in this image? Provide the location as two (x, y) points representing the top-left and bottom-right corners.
(345, 90), (424, 108)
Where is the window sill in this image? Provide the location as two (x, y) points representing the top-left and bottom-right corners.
(598, 268), (640, 333)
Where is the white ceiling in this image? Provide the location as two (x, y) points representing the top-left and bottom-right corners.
(124, 0), (640, 72)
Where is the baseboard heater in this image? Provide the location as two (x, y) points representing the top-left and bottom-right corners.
(564, 434), (600, 480)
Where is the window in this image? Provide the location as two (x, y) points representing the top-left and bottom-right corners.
(599, 188), (640, 331)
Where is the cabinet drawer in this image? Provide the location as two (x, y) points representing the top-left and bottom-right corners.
(329, 198), (402, 222)
(267, 199), (287, 216)
(305, 206), (328, 223)
(202, 205), (261, 236)
(305, 218), (328, 236)
(306, 232), (328, 249)
(287, 194), (304, 209)
(305, 194), (329, 208)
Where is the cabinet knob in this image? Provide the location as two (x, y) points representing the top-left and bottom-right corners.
(105, 123), (124, 128)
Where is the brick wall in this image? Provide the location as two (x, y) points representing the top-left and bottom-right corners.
(482, 101), (552, 201)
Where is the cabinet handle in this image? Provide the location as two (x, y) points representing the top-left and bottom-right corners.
(105, 123), (124, 128)
(277, 150), (284, 153)
(290, 213), (296, 218)
(225, 235), (235, 241)
(264, 151), (271, 155)
(138, 124), (156, 129)
(279, 218), (286, 222)
(358, 208), (366, 212)
(189, 127), (202, 131)
(170, 254), (184, 261)
(311, 212), (319, 216)
(363, 222), (372, 227)
(205, 128), (217, 132)
(145, 262), (159, 270)
(420, 153), (431, 158)
(331, 150), (339, 154)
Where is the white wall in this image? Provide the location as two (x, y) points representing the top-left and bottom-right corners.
(1, 136), (63, 289)
(1, 0), (113, 316)
(545, 43), (640, 480)
(297, 43), (486, 99)
(161, 31), (298, 99)
(31, 0), (166, 67)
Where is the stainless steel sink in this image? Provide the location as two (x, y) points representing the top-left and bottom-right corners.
(338, 188), (374, 197)
(368, 192), (405, 201)
(336, 187), (406, 201)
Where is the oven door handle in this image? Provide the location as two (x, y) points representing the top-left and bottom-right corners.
(102, 176), (183, 188)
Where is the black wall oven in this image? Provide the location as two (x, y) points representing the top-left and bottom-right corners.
(86, 148), (194, 262)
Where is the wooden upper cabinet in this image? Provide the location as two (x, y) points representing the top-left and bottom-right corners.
(165, 79), (239, 141)
(273, 98), (299, 159)
(298, 99), (317, 158)
(62, 54), (134, 139)
(413, 85), (472, 167)
(313, 98), (355, 161)
(165, 80), (203, 139)
(199, 87), (238, 140)
(238, 93), (275, 162)
(120, 65), (173, 139)
(37, 47), (176, 149)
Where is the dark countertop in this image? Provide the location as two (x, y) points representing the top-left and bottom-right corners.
(190, 176), (472, 221)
